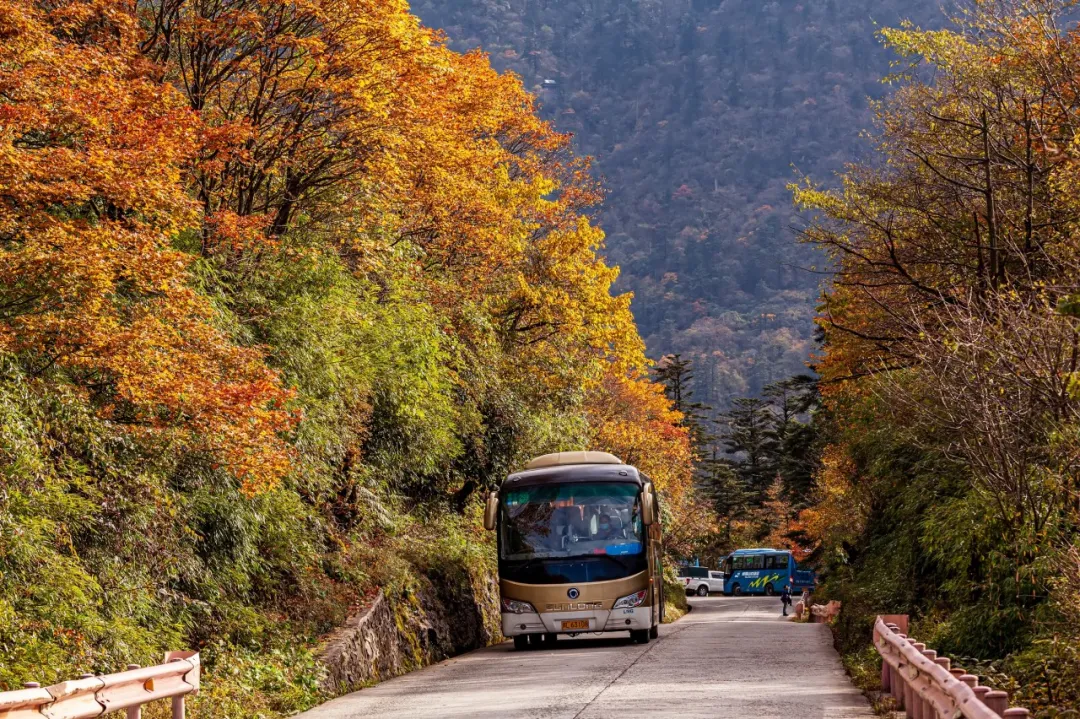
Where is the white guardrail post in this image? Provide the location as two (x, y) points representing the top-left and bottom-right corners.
(0, 652), (199, 719)
(873, 617), (1029, 719)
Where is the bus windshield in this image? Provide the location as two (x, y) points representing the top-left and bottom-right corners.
(500, 482), (644, 561)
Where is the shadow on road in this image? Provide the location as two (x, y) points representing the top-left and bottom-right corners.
(501, 633), (641, 652)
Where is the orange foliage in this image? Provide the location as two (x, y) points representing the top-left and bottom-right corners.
(587, 369), (700, 543)
(0, 0), (294, 491)
(798, 442), (867, 552)
(0, 0), (691, 498)
(756, 477), (812, 561)
(138, 0), (641, 393)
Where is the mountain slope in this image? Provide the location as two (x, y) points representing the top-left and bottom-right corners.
(414, 0), (942, 405)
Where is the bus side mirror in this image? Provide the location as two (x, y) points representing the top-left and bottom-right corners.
(641, 483), (656, 526)
(483, 491), (499, 531)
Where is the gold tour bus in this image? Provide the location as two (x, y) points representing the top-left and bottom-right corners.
(483, 451), (663, 650)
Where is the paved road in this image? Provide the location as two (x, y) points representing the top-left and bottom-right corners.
(298, 596), (874, 719)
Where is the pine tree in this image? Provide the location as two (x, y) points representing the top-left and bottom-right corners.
(654, 353), (714, 453)
(699, 454), (752, 545)
(720, 397), (778, 499)
(763, 375), (820, 506)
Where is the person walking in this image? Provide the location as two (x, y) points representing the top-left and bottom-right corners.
(780, 584), (792, 616)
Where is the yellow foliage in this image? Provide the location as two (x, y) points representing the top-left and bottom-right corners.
(586, 370), (701, 549)
(799, 442), (868, 552)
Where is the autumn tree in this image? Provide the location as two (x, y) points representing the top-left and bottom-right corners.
(0, 0), (294, 491)
(794, 0), (1080, 534)
(752, 476), (810, 559)
(0, 0), (707, 701)
(120, 0), (659, 510)
(792, 0), (1080, 674)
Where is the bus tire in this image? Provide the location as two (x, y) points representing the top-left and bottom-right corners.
(696, 584), (709, 596)
(630, 629), (650, 644)
(764, 584), (775, 596)
(732, 584), (742, 596)
(649, 623), (659, 639)
(513, 635), (529, 651)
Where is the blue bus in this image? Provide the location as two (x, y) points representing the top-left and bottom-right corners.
(719, 548), (815, 596)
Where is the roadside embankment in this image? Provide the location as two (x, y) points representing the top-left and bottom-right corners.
(317, 562), (501, 695)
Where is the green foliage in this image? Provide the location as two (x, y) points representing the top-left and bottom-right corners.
(1005, 637), (1080, 716)
(719, 398), (779, 498)
(661, 564), (690, 624)
(0, 230), (517, 708)
(188, 644), (327, 718)
(811, 409), (1080, 715)
(818, 422), (1038, 649)
(654, 354), (713, 451)
(0, 361), (182, 688)
(0, 354), (501, 706)
(840, 644), (883, 695)
(690, 374), (821, 555)
(763, 376), (820, 504)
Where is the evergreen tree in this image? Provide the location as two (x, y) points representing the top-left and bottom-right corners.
(654, 353), (714, 453)
(699, 453), (751, 545)
(763, 375), (820, 506)
(720, 397), (778, 499)
(655, 354), (756, 543)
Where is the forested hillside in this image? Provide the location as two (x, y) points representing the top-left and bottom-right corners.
(415, 0), (942, 405)
(0, 0), (702, 712)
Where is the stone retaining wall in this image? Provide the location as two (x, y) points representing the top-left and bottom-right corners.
(317, 568), (500, 695)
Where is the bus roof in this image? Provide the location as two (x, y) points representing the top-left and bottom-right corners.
(729, 547), (790, 555)
(524, 451), (623, 469)
(501, 460), (644, 490)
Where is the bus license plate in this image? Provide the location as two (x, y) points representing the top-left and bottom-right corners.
(561, 619), (589, 631)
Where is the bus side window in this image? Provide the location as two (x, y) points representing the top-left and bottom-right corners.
(750, 555), (764, 570)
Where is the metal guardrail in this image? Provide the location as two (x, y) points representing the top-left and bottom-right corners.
(874, 617), (1029, 718)
(810, 600), (841, 623)
(0, 651), (199, 719)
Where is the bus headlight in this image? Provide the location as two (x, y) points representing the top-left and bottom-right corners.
(501, 598), (537, 614)
(612, 590), (648, 609)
